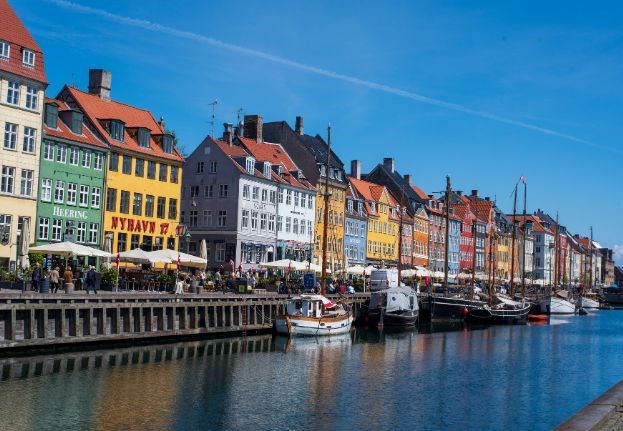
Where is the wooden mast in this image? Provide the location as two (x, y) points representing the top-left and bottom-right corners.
(397, 189), (404, 283)
(588, 226), (593, 290)
(443, 176), (451, 296)
(320, 124), (331, 296)
(509, 183), (518, 297)
(521, 180), (527, 297)
(470, 219), (477, 300)
(554, 211), (559, 289)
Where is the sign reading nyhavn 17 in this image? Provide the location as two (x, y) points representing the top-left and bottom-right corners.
(111, 216), (170, 235)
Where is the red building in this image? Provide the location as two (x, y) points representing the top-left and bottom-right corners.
(452, 202), (475, 273)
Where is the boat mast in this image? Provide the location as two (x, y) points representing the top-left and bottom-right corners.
(521, 180), (527, 297)
(509, 183), (518, 297)
(443, 176), (451, 297)
(490, 230), (496, 306)
(554, 212), (559, 290)
(397, 189), (404, 282)
(320, 124), (331, 296)
(471, 219), (477, 300)
(588, 226), (593, 291)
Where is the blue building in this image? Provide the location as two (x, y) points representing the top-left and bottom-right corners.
(448, 214), (461, 276)
(344, 161), (367, 266)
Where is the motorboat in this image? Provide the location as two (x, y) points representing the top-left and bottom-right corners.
(467, 295), (531, 325)
(537, 291), (575, 314)
(274, 294), (353, 337)
(366, 285), (419, 327)
(578, 292), (600, 309)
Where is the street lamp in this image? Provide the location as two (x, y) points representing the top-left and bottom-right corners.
(184, 231), (191, 254)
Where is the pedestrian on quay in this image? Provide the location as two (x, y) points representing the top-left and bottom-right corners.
(31, 262), (43, 292)
(49, 266), (60, 293)
(175, 274), (185, 294)
(85, 265), (98, 294)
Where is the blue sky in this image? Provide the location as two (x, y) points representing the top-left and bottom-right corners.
(14, 0), (623, 262)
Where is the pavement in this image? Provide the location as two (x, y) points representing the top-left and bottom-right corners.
(557, 381), (623, 431)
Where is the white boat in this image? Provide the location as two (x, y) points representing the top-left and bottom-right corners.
(538, 296), (575, 314)
(578, 294), (600, 309)
(275, 294), (353, 337)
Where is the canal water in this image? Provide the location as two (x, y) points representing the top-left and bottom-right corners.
(0, 311), (622, 431)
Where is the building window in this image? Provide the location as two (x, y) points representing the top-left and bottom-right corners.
(117, 233), (127, 252)
(300, 219), (306, 235)
(6, 81), (19, 105)
(109, 120), (124, 141)
(260, 214), (267, 231)
(38, 217), (49, 240)
(190, 186), (199, 198)
(71, 111), (83, 134)
(41, 179), (52, 201)
(138, 128), (150, 148)
(43, 142), (54, 160)
(159, 163), (167, 182)
(269, 215), (275, 232)
(109, 152), (118, 171)
(219, 184), (228, 197)
(147, 160), (156, 179)
(246, 158), (254, 174)
(22, 49), (35, 67)
(209, 161), (217, 173)
(261, 189), (267, 202)
(276, 216), (282, 232)
(106, 188), (117, 211)
(19, 126), (35, 154)
(76, 222), (86, 243)
(82, 150), (91, 168)
(25, 86), (38, 110)
(204, 185), (213, 198)
(132, 193), (142, 216)
(91, 187), (100, 208)
(243, 185), (250, 199)
(120, 191), (130, 214)
(294, 191), (299, 207)
(251, 211), (258, 230)
(122, 155), (132, 174)
(157, 197), (165, 219)
(218, 210), (227, 227)
(1, 166), (15, 194)
(203, 210), (213, 226)
(79, 185), (89, 207)
(279, 190), (284, 203)
(242, 210), (249, 228)
(189, 210), (198, 227)
(94, 152), (103, 170)
(286, 190), (292, 205)
(66, 183), (77, 205)
(0, 40), (9, 59)
(215, 243), (225, 262)
(19, 169), (33, 197)
(170, 166), (178, 183)
(69, 146), (79, 165)
(4, 123), (17, 150)
(252, 186), (259, 200)
(52, 219), (62, 241)
(270, 190), (276, 203)
(131, 234), (140, 250)
(285, 217), (291, 233)
(197, 161), (204, 173)
(145, 195), (154, 217)
(135, 158), (144, 177)
(168, 198), (177, 220)
(162, 135), (173, 154)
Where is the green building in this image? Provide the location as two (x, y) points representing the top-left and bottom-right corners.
(36, 98), (107, 252)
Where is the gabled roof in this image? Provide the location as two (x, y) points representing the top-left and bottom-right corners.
(365, 164), (428, 212)
(43, 97), (107, 149)
(0, 0), (47, 84)
(411, 184), (429, 201)
(513, 215), (553, 235)
(61, 86), (184, 163)
(348, 176), (397, 217)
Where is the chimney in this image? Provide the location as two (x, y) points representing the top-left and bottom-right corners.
(457, 190), (462, 196)
(471, 189), (478, 197)
(485, 197), (490, 201)
(350, 160), (361, 180)
(223, 123), (233, 146)
(234, 121), (243, 138)
(295, 116), (304, 135)
(428, 194), (434, 199)
(243, 114), (263, 143)
(383, 157), (395, 173)
(404, 174), (412, 185)
(88, 69), (112, 100)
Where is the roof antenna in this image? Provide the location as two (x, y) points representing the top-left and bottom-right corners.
(208, 99), (218, 137)
(235, 107), (244, 124)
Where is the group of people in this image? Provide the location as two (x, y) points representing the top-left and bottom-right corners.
(30, 262), (100, 294)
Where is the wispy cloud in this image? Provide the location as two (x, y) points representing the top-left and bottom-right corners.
(48, 0), (608, 150)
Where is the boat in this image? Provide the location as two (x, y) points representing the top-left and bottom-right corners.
(274, 294), (353, 336)
(467, 295), (531, 325)
(366, 285), (419, 327)
(537, 292), (576, 315)
(599, 284), (623, 307)
(578, 292), (600, 309)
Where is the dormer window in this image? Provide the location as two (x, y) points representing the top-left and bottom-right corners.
(44, 103), (58, 129)
(22, 49), (35, 67)
(274, 165), (282, 176)
(358, 202), (363, 214)
(0, 41), (9, 60)
(109, 120), (125, 141)
(263, 162), (271, 179)
(347, 200), (353, 212)
(319, 164), (326, 177)
(70, 111), (83, 134)
(334, 169), (342, 181)
(245, 157), (255, 175)
(370, 202), (376, 213)
(138, 128), (151, 148)
(163, 134), (173, 153)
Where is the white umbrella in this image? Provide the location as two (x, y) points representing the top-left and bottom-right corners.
(146, 248), (206, 268)
(400, 269), (417, 277)
(415, 266), (431, 277)
(260, 259), (307, 271)
(364, 265), (376, 275)
(30, 241), (112, 258)
(457, 272), (472, 280)
(346, 265), (365, 275)
(199, 239), (208, 263)
(19, 218), (30, 271)
(304, 261), (331, 274)
(119, 248), (173, 265)
(102, 234), (112, 269)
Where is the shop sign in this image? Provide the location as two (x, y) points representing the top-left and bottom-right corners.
(111, 216), (170, 235)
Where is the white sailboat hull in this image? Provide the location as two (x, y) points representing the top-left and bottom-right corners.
(275, 314), (353, 337)
(579, 296), (600, 309)
(539, 296), (576, 314)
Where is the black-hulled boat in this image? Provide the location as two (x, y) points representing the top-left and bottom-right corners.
(420, 294), (485, 322)
(366, 286), (419, 327)
(466, 300), (531, 325)
(600, 284), (623, 307)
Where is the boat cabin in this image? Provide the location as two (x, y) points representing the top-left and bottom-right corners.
(285, 295), (338, 318)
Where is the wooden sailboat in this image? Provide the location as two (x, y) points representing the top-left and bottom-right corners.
(275, 124), (353, 336)
(420, 176), (484, 321)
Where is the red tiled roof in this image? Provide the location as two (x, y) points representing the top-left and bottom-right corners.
(64, 86), (183, 163)
(43, 97), (107, 149)
(513, 215), (553, 235)
(0, 0), (47, 84)
(411, 184), (429, 200)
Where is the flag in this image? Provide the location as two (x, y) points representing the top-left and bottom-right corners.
(177, 254), (181, 271)
(287, 261), (292, 273)
(115, 252), (120, 268)
(519, 176), (526, 185)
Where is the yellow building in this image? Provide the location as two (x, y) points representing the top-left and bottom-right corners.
(315, 181), (346, 272)
(60, 70), (184, 253)
(348, 177), (399, 265)
(0, 3), (48, 268)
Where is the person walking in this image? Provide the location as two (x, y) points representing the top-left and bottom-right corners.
(85, 265), (98, 294)
(175, 274), (185, 294)
(49, 266), (60, 293)
(31, 262), (43, 292)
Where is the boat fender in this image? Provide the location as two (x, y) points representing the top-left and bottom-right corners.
(462, 307), (469, 317)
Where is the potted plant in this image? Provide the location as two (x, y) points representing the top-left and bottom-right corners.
(100, 267), (119, 291)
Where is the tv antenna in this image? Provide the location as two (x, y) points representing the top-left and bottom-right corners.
(208, 99), (218, 136)
(235, 107), (244, 124)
